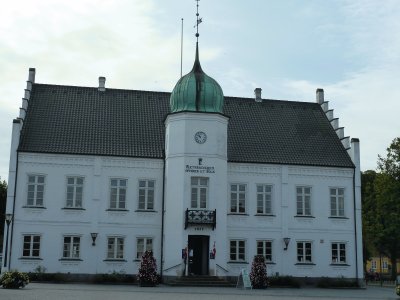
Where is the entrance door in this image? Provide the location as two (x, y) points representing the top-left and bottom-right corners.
(188, 235), (209, 275)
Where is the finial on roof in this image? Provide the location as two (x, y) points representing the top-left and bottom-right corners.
(194, 0), (202, 42)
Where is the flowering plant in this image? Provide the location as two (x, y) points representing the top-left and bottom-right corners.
(249, 255), (268, 289)
(0, 271), (30, 289)
(138, 250), (158, 286)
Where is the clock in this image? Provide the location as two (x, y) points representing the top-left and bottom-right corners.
(194, 131), (207, 144)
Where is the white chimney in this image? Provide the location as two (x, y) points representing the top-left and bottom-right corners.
(316, 88), (324, 104)
(98, 76), (106, 92)
(330, 118), (339, 130)
(336, 127), (344, 139)
(325, 109), (334, 121)
(28, 68), (36, 83)
(254, 88), (262, 102)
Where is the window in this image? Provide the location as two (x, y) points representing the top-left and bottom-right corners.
(371, 260), (377, 270)
(256, 185), (272, 214)
(27, 175), (45, 206)
(331, 242), (346, 264)
(383, 261), (388, 270)
(22, 235), (40, 257)
(297, 241), (312, 263)
(296, 187), (311, 216)
(230, 240), (246, 261)
(330, 188), (344, 217)
(63, 236), (80, 259)
(256, 240), (272, 262)
(191, 177), (208, 209)
(66, 177), (84, 208)
(230, 184), (246, 213)
(110, 179), (127, 209)
(138, 180), (155, 210)
(136, 237), (153, 259)
(107, 237), (124, 259)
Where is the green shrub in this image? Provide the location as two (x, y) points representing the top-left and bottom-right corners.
(268, 275), (300, 288)
(0, 271), (30, 289)
(317, 277), (359, 288)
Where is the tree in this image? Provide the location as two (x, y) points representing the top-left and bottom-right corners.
(0, 178), (7, 252)
(249, 255), (268, 289)
(138, 250), (158, 286)
(374, 138), (400, 279)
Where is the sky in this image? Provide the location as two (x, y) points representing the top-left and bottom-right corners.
(1, 0), (399, 182)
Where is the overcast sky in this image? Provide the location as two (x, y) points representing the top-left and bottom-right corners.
(1, 0), (399, 181)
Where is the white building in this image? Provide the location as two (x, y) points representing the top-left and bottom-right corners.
(2, 43), (363, 283)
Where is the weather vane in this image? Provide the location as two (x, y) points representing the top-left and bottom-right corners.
(194, 0), (202, 41)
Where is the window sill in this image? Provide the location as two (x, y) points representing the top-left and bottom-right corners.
(330, 263), (350, 266)
(255, 214), (275, 217)
(19, 257), (43, 260)
(295, 262), (315, 266)
(22, 206), (46, 209)
(227, 213), (249, 216)
(62, 207), (85, 210)
(134, 259), (141, 262)
(59, 258), (83, 261)
(227, 261), (249, 264)
(294, 215), (315, 218)
(135, 209), (157, 213)
(329, 216), (349, 219)
(265, 261), (276, 265)
(103, 259), (127, 262)
(106, 209), (129, 212)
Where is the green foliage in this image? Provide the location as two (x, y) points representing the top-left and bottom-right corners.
(138, 250), (158, 286)
(316, 277), (359, 288)
(268, 275), (300, 288)
(249, 255), (268, 289)
(0, 271), (29, 289)
(0, 178), (7, 249)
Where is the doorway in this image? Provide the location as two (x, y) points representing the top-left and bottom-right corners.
(188, 235), (209, 275)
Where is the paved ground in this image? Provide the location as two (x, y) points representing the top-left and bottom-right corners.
(0, 283), (398, 300)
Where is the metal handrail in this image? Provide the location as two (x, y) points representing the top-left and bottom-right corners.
(184, 208), (216, 230)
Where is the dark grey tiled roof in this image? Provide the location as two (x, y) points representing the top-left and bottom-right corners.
(18, 83), (354, 168)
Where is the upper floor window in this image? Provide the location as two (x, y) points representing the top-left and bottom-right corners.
(63, 236), (80, 259)
(297, 241), (312, 263)
(256, 240), (272, 262)
(256, 185), (272, 214)
(230, 240), (246, 262)
(136, 237), (153, 259)
(27, 175), (45, 207)
(330, 188), (344, 217)
(110, 179), (127, 209)
(296, 187), (311, 216)
(22, 235), (41, 258)
(66, 177), (84, 208)
(331, 242), (346, 264)
(191, 177), (208, 209)
(107, 237), (124, 259)
(138, 180), (155, 210)
(230, 184), (246, 213)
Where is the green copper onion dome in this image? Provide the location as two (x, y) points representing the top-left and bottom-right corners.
(170, 43), (224, 113)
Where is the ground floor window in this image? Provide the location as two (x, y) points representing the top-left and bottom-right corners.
(297, 241), (312, 263)
(230, 240), (246, 262)
(107, 237), (124, 259)
(256, 240), (272, 262)
(22, 235), (41, 258)
(136, 237), (153, 259)
(63, 236), (80, 259)
(331, 242), (346, 264)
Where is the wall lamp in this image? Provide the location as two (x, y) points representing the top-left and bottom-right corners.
(91, 232), (98, 246)
(283, 237), (291, 251)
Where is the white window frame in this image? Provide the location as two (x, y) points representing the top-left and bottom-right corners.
(191, 177), (209, 209)
(230, 184), (246, 213)
(331, 242), (346, 264)
(297, 241), (312, 263)
(107, 236), (125, 260)
(26, 175), (45, 207)
(62, 236), (81, 259)
(296, 186), (312, 216)
(330, 188), (345, 217)
(109, 178), (127, 209)
(22, 234), (41, 258)
(138, 179), (155, 210)
(256, 240), (272, 262)
(136, 237), (153, 259)
(229, 239), (246, 262)
(66, 176), (84, 208)
(256, 184), (273, 214)
(371, 260), (377, 270)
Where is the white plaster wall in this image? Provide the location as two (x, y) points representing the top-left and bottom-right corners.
(8, 153), (163, 274)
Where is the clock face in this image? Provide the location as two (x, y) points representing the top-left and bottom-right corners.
(194, 131), (207, 144)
